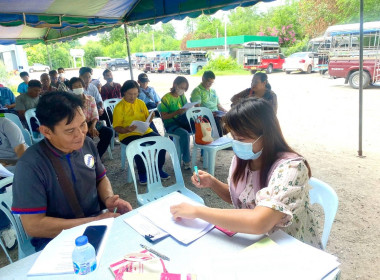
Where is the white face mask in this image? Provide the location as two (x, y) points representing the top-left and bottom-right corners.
(177, 88), (185, 95)
(72, 88), (84, 95)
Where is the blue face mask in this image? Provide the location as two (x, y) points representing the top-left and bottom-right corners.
(232, 136), (263, 160)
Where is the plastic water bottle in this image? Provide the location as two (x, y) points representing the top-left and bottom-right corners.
(72, 235), (97, 276)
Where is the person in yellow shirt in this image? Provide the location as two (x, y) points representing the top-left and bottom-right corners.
(113, 80), (170, 185)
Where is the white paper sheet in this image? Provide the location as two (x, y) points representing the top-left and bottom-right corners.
(145, 110), (155, 122)
(130, 110), (155, 134)
(27, 218), (114, 276)
(124, 213), (169, 241)
(138, 192), (214, 244)
(131, 120), (150, 134)
(194, 231), (340, 280)
(182, 102), (200, 110)
(0, 163), (13, 177)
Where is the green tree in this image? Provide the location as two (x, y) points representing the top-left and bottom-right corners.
(49, 43), (71, 68)
(337, 0), (380, 23)
(83, 41), (104, 67)
(162, 23), (176, 38)
(228, 6), (263, 36)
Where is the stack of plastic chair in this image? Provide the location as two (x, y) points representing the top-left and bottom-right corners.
(2, 113), (32, 146)
(186, 107), (232, 176)
(125, 136), (204, 206)
(308, 177), (339, 250)
(0, 176), (34, 263)
(24, 108), (44, 144)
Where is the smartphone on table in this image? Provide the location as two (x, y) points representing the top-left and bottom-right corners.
(82, 225), (107, 255)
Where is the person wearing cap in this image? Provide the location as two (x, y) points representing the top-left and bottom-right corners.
(137, 73), (161, 111)
(137, 73), (161, 133)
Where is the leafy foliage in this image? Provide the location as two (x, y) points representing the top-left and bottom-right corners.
(203, 55), (242, 72)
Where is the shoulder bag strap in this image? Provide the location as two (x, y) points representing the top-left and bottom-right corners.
(40, 141), (85, 218)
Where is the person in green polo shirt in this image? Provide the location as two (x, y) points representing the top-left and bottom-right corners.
(190, 71), (227, 137)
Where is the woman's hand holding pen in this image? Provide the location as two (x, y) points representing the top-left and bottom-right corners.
(191, 169), (214, 188)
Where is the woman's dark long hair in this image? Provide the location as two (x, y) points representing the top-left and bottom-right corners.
(121, 80), (139, 96)
(224, 97), (311, 188)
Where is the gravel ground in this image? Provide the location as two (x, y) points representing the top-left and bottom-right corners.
(1, 69), (379, 279)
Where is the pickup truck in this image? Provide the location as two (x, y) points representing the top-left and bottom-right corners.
(106, 59), (130, 71)
(328, 56), (380, 89)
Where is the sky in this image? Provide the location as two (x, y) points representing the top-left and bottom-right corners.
(79, 0), (287, 44)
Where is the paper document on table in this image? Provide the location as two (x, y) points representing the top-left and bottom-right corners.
(207, 136), (232, 146)
(182, 101), (200, 110)
(138, 192), (214, 244)
(27, 218), (114, 276)
(131, 120), (150, 134)
(193, 232), (340, 280)
(124, 213), (169, 242)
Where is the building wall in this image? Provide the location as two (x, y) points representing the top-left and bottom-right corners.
(0, 45), (28, 72)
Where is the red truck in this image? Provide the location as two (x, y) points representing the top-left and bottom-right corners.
(243, 41), (285, 74)
(326, 22), (380, 88)
(328, 56), (380, 89)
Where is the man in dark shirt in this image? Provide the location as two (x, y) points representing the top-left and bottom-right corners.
(100, 69), (121, 126)
(100, 69), (121, 101)
(12, 91), (132, 251)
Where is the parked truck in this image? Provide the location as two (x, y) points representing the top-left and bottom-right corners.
(327, 21), (380, 88)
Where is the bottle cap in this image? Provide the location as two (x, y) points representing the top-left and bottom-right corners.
(75, 235), (88, 246)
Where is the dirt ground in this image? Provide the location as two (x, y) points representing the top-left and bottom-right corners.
(1, 69), (379, 279)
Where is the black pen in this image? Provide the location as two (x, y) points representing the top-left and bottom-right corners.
(140, 244), (170, 261)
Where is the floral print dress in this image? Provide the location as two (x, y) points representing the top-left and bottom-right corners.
(228, 153), (322, 248)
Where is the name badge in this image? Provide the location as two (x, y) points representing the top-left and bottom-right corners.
(84, 154), (95, 168)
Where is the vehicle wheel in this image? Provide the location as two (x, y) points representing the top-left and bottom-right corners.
(348, 71), (370, 89)
(320, 70), (327, 75)
(197, 66), (203, 72)
(144, 70), (148, 73)
(29, 68), (34, 73)
(111, 66), (116, 71)
(285, 70), (291, 74)
(306, 65), (312, 74)
(266, 64), (273, 74)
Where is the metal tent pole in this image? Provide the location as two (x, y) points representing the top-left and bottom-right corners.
(124, 23), (134, 80)
(358, 0), (364, 157)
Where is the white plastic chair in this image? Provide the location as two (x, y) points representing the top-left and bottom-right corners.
(0, 176), (35, 263)
(156, 104), (182, 163)
(103, 98), (121, 150)
(125, 136), (204, 206)
(24, 108), (44, 144)
(308, 177), (339, 250)
(186, 107), (232, 176)
(2, 113), (32, 146)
